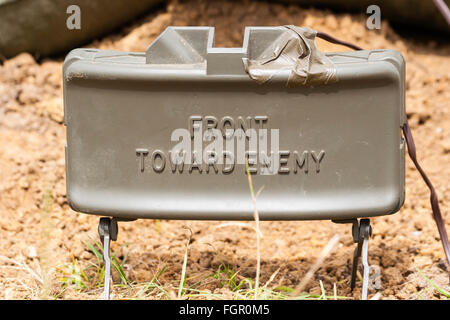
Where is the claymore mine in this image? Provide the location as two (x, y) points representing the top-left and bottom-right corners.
(63, 26), (407, 299)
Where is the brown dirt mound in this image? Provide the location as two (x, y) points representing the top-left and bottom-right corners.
(0, 0), (449, 299)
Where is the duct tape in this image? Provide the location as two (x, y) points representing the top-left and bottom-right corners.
(242, 25), (338, 87)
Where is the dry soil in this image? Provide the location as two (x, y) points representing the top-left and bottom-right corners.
(0, 0), (449, 299)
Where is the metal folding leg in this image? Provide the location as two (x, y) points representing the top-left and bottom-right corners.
(98, 217), (118, 300)
(361, 228), (371, 300)
(350, 219), (372, 300)
(350, 233), (363, 291)
(333, 218), (372, 300)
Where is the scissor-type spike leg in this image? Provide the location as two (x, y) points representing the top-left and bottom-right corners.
(98, 217), (118, 300)
(333, 218), (372, 299)
(102, 230), (111, 300)
(361, 234), (370, 300)
(350, 239), (363, 291)
(358, 219), (372, 300)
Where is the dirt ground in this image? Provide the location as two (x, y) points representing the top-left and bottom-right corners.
(0, 0), (449, 300)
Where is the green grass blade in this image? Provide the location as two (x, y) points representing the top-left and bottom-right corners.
(417, 268), (450, 298)
(178, 233), (191, 298)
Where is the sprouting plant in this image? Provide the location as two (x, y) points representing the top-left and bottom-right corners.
(84, 238), (130, 287)
(245, 158), (263, 299)
(416, 268), (450, 299)
(134, 263), (170, 299)
(178, 227), (193, 299)
(57, 255), (89, 290)
(55, 238), (130, 298)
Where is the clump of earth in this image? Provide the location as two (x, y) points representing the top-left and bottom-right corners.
(0, 0), (448, 299)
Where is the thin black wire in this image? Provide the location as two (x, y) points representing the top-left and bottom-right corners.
(316, 31), (363, 51)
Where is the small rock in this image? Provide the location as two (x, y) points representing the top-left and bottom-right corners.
(18, 177), (29, 190)
(4, 53), (35, 68)
(80, 251), (92, 260)
(442, 139), (450, 154)
(27, 246), (37, 259)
